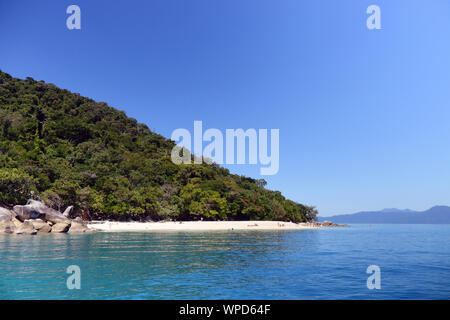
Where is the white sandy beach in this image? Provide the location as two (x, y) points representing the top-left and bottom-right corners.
(87, 220), (319, 232)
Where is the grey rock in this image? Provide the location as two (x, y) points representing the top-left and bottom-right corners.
(0, 207), (12, 222)
(14, 200), (71, 224)
(13, 204), (45, 221)
(0, 208), (15, 234)
(63, 206), (74, 218)
(45, 210), (71, 224)
(68, 222), (90, 233)
(0, 221), (15, 234)
(73, 217), (84, 223)
(12, 217), (23, 228)
(14, 220), (37, 235)
(51, 222), (71, 233)
(28, 219), (52, 233)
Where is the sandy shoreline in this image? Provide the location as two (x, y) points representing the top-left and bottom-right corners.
(87, 220), (319, 232)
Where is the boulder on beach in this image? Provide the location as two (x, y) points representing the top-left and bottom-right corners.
(29, 219), (52, 233)
(51, 222), (71, 233)
(0, 207), (13, 222)
(0, 208), (15, 234)
(14, 220), (37, 235)
(63, 206), (74, 218)
(68, 218), (95, 233)
(68, 222), (89, 233)
(1, 201), (91, 235)
(0, 221), (15, 234)
(14, 200), (71, 224)
(13, 203), (45, 221)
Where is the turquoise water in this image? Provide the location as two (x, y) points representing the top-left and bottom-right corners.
(0, 224), (449, 299)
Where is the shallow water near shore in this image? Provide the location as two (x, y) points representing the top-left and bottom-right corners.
(0, 224), (449, 299)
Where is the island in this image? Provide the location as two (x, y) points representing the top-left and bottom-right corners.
(0, 70), (324, 233)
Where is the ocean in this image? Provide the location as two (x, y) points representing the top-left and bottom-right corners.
(0, 224), (449, 299)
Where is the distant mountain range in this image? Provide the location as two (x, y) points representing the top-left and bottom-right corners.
(319, 206), (450, 224)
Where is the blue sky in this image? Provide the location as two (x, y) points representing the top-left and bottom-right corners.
(1, 0), (449, 216)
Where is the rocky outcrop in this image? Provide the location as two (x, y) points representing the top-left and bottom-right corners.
(63, 206), (74, 218)
(68, 221), (90, 233)
(51, 222), (71, 233)
(14, 200), (71, 224)
(0, 208), (13, 224)
(68, 218), (95, 233)
(320, 221), (349, 227)
(0, 200), (95, 235)
(12, 202), (45, 221)
(14, 220), (37, 235)
(29, 219), (52, 233)
(0, 208), (15, 234)
(0, 221), (15, 234)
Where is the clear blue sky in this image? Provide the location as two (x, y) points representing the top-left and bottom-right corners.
(1, 0), (449, 216)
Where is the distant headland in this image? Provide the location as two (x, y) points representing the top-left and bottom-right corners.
(319, 206), (450, 224)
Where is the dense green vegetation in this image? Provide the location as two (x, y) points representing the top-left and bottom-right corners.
(0, 70), (317, 222)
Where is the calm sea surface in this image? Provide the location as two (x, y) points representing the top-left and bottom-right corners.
(0, 224), (449, 299)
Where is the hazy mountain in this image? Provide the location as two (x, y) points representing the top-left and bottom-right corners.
(319, 206), (450, 224)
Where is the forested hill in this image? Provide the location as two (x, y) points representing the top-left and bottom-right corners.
(0, 70), (317, 222)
